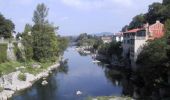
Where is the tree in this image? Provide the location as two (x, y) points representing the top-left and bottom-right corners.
(22, 24), (33, 61)
(32, 3), (49, 25)
(98, 41), (123, 59)
(145, 3), (165, 24)
(128, 14), (146, 30)
(32, 3), (59, 62)
(121, 25), (128, 32)
(163, 0), (170, 5)
(57, 36), (69, 55)
(137, 38), (168, 67)
(0, 13), (15, 38)
(24, 24), (32, 33)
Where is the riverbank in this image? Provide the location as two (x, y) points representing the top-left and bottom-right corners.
(0, 62), (60, 100)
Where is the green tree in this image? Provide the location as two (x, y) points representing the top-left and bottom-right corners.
(128, 14), (146, 30)
(0, 13), (15, 38)
(137, 38), (168, 67)
(22, 24), (33, 61)
(32, 3), (59, 62)
(163, 0), (170, 5)
(57, 36), (69, 55)
(32, 3), (49, 25)
(145, 3), (165, 24)
(24, 24), (32, 33)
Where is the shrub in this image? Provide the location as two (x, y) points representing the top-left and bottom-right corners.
(0, 86), (4, 92)
(0, 44), (7, 63)
(18, 73), (26, 81)
(13, 43), (25, 62)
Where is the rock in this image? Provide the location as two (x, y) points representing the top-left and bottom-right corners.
(32, 64), (41, 68)
(41, 80), (48, 86)
(16, 66), (26, 71)
(0, 62), (60, 99)
(76, 91), (82, 95)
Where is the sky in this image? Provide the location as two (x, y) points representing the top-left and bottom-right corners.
(0, 0), (162, 36)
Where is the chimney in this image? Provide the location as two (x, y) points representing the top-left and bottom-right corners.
(145, 23), (149, 28)
(156, 20), (160, 23)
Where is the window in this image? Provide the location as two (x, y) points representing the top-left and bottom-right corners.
(137, 30), (146, 37)
(130, 39), (134, 45)
(127, 40), (130, 44)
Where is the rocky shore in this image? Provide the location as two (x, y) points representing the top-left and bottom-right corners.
(0, 62), (60, 100)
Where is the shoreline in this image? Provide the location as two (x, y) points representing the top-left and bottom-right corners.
(0, 62), (60, 100)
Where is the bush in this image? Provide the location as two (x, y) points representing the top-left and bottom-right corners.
(18, 73), (26, 81)
(0, 86), (4, 92)
(13, 43), (25, 62)
(0, 44), (7, 63)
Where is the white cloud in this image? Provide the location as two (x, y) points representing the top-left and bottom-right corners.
(61, 0), (134, 10)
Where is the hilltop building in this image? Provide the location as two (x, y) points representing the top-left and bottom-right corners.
(122, 20), (164, 64)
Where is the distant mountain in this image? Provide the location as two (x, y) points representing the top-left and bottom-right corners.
(92, 32), (114, 36)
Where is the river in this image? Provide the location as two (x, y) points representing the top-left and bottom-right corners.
(12, 47), (123, 100)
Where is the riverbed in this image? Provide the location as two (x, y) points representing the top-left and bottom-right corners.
(12, 47), (124, 100)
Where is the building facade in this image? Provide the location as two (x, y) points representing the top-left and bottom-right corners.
(122, 20), (164, 63)
(101, 36), (113, 43)
(113, 32), (123, 42)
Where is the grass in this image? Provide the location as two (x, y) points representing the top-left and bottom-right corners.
(87, 96), (132, 100)
(0, 86), (4, 92)
(0, 44), (7, 63)
(18, 73), (26, 81)
(21, 61), (53, 75)
(0, 61), (22, 75)
(0, 60), (55, 76)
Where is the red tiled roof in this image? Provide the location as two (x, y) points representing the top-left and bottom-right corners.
(124, 28), (142, 33)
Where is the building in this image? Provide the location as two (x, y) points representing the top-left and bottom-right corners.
(101, 36), (113, 43)
(122, 20), (164, 63)
(113, 32), (123, 42)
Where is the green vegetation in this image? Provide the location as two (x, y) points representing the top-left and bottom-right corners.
(0, 86), (4, 92)
(76, 33), (102, 48)
(20, 3), (68, 62)
(0, 13), (15, 38)
(98, 41), (122, 59)
(0, 61), (22, 75)
(126, 0), (170, 30)
(21, 61), (54, 75)
(137, 38), (168, 67)
(13, 43), (25, 62)
(0, 3), (68, 75)
(76, 33), (123, 61)
(0, 60), (55, 76)
(0, 44), (7, 63)
(22, 24), (33, 61)
(18, 73), (26, 81)
(136, 0), (170, 67)
(31, 3), (59, 62)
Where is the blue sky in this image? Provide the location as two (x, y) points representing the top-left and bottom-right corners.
(0, 0), (162, 36)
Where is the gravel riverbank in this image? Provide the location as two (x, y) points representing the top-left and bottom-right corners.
(0, 62), (60, 100)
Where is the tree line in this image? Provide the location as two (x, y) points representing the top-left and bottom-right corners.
(0, 3), (68, 63)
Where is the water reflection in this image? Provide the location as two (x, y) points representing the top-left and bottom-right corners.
(58, 60), (69, 74)
(101, 64), (170, 100)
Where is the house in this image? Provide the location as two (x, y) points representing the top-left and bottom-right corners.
(122, 20), (164, 63)
(113, 32), (123, 42)
(101, 36), (113, 43)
